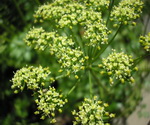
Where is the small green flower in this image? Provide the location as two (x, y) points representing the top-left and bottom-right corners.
(11, 66), (53, 92)
(139, 32), (150, 52)
(25, 0), (112, 75)
(110, 0), (143, 26)
(78, 0), (110, 12)
(101, 50), (137, 84)
(35, 87), (67, 123)
(25, 27), (85, 75)
(33, 0), (110, 49)
(72, 96), (114, 125)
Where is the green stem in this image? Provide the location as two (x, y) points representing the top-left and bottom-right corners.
(91, 70), (109, 94)
(88, 46), (93, 61)
(106, 0), (115, 26)
(133, 53), (150, 67)
(70, 27), (85, 56)
(89, 70), (93, 98)
(55, 74), (66, 80)
(67, 79), (80, 95)
(13, 0), (26, 24)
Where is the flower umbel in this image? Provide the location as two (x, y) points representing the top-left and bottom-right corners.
(35, 87), (67, 123)
(33, 1), (110, 49)
(100, 50), (137, 84)
(110, 0), (143, 26)
(25, 27), (85, 75)
(11, 66), (53, 92)
(72, 96), (115, 125)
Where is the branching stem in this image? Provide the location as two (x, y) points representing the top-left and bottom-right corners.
(93, 24), (122, 62)
(67, 79), (80, 96)
(133, 53), (150, 67)
(91, 70), (109, 94)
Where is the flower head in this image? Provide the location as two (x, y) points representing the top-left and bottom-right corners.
(110, 0), (143, 26)
(25, 27), (85, 75)
(72, 96), (114, 125)
(101, 50), (137, 84)
(78, 0), (110, 12)
(33, 0), (110, 49)
(35, 87), (68, 123)
(11, 66), (53, 92)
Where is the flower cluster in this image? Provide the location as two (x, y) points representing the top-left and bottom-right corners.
(11, 66), (53, 93)
(25, 27), (85, 75)
(34, 87), (68, 123)
(11, 0), (144, 123)
(72, 96), (115, 125)
(139, 32), (150, 52)
(77, 0), (110, 12)
(99, 50), (137, 84)
(110, 0), (143, 26)
(33, 1), (110, 49)
(24, 27), (51, 51)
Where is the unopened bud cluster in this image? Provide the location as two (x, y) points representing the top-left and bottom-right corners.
(11, 66), (52, 93)
(110, 0), (143, 26)
(139, 32), (150, 52)
(34, 87), (68, 123)
(72, 96), (115, 125)
(100, 50), (137, 84)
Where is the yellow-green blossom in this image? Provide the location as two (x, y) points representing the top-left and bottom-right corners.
(110, 0), (143, 25)
(35, 87), (67, 123)
(33, 1), (110, 49)
(72, 96), (114, 125)
(11, 66), (53, 92)
(101, 50), (137, 84)
(25, 27), (85, 74)
(139, 32), (150, 52)
(77, 0), (110, 12)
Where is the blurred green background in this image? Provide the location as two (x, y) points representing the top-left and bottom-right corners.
(0, 0), (150, 125)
